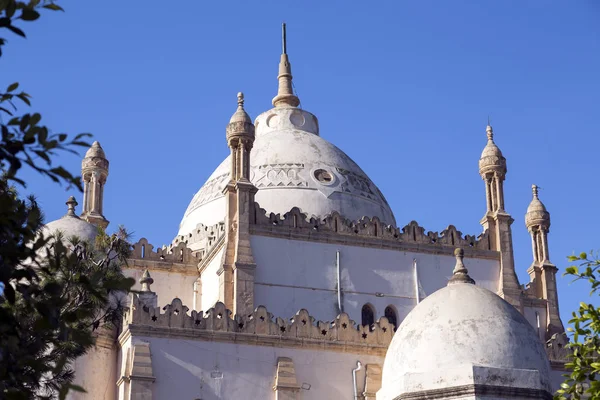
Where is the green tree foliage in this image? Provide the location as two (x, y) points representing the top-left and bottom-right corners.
(556, 252), (600, 400)
(0, 2), (135, 398)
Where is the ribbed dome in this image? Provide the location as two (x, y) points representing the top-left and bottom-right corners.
(380, 275), (551, 397)
(177, 106), (395, 245)
(84, 141), (106, 159)
(526, 185), (550, 229)
(479, 125), (506, 175)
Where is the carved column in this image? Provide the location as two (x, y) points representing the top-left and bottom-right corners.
(80, 141), (109, 229)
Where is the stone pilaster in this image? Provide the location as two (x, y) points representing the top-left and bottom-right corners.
(273, 357), (300, 400)
(494, 213), (522, 310)
(128, 342), (155, 400)
(363, 364), (382, 400)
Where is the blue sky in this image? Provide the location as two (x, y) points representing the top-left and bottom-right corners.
(3, 1), (599, 323)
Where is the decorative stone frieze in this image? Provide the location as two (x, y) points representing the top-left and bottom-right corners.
(123, 296), (394, 348)
(251, 204), (492, 251)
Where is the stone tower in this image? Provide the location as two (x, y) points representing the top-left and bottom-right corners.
(525, 185), (564, 340)
(80, 141), (109, 229)
(220, 92), (258, 317)
(478, 124), (522, 309)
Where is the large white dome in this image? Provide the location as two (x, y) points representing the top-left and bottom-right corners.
(177, 106), (396, 241)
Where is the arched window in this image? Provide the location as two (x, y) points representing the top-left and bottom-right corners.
(385, 305), (398, 331)
(361, 304), (375, 328)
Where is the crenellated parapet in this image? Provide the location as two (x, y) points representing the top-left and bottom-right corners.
(172, 221), (225, 261)
(122, 296), (394, 350)
(251, 204), (492, 252)
(130, 238), (199, 265)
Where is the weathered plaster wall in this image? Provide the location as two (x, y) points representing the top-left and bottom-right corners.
(128, 336), (381, 400)
(250, 235), (501, 323)
(124, 268), (197, 311)
(200, 247), (224, 311)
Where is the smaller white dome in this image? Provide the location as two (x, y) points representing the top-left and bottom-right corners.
(43, 197), (98, 243)
(380, 253), (551, 399)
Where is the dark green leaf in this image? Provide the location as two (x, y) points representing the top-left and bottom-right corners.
(43, 3), (65, 11)
(7, 82), (19, 91)
(19, 8), (40, 21)
(7, 24), (26, 37)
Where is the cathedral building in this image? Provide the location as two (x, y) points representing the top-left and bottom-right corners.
(44, 26), (570, 400)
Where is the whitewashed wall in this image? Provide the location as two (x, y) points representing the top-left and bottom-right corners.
(200, 247), (224, 311)
(250, 235), (501, 323)
(124, 336), (382, 400)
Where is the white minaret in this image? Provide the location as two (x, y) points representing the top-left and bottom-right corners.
(81, 141), (109, 229)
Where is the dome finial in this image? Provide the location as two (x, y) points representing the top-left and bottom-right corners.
(65, 196), (78, 217)
(228, 91), (252, 124)
(486, 117), (494, 141)
(139, 269), (154, 292)
(532, 184), (539, 199)
(448, 248), (475, 285)
(272, 23), (300, 108)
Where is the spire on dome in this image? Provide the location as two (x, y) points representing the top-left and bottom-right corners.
(532, 184), (539, 200)
(272, 23), (300, 108)
(64, 196), (79, 218)
(229, 92), (252, 124)
(526, 184), (550, 230)
(448, 248), (475, 285)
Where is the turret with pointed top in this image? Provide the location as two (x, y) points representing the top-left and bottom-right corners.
(81, 141), (109, 229)
(478, 122), (522, 310)
(524, 184), (564, 340)
(226, 92), (255, 182)
(221, 92), (258, 317)
(272, 23), (300, 108)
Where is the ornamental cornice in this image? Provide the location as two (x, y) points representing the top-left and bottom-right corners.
(120, 296), (392, 355)
(250, 204), (498, 259)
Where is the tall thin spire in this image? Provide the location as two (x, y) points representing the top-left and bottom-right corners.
(282, 22), (287, 54)
(272, 23), (300, 108)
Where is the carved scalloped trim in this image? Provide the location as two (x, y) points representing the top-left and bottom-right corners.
(124, 296), (395, 346)
(252, 203), (491, 251)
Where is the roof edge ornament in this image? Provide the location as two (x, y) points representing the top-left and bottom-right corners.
(63, 196), (80, 219)
(448, 248), (476, 285)
(272, 23), (300, 108)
